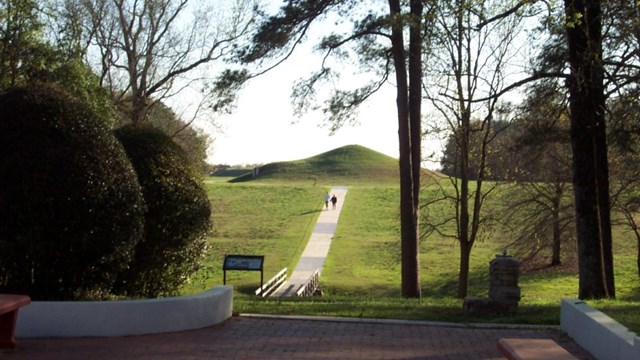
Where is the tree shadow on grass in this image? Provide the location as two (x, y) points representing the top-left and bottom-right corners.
(618, 286), (640, 301)
(298, 209), (323, 216)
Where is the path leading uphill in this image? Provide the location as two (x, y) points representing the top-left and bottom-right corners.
(272, 186), (349, 297)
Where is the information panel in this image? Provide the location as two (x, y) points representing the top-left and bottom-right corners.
(222, 255), (265, 289)
(223, 255), (264, 271)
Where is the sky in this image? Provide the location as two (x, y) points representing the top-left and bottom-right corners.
(199, 1), (419, 168)
(205, 55), (404, 167)
(191, 1), (445, 170)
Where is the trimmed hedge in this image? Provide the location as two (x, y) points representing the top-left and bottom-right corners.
(0, 85), (146, 300)
(114, 125), (211, 297)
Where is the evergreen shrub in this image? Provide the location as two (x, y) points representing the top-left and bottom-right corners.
(0, 85), (145, 300)
(114, 125), (211, 297)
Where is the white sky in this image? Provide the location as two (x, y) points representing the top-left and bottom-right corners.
(192, 1), (445, 170)
(200, 1), (404, 167)
(206, 56), (402, 167)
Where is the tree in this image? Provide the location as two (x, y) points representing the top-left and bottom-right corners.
(422, 0), (534, 298)
(500, 83), (576, 267)
(0, 0), (117, 122)
(600, 0), (640, 280)
(0, 0), (43, 87)
(564, 0), (615, 299)
(238, 0), (426, 297)
(70, 0), (256, 125)
(608, 94), (640, 277)
(145, 101), (212, 174)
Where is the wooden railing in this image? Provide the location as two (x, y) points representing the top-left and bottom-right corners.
(254, 268), (288, 297)
(295, 269), (320, 297)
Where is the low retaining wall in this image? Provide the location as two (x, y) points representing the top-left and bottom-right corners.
(561, 298), (640, 360)
(16, 286), (233, 338)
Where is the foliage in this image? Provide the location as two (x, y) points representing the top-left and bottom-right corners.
(497, 182), (576, 267)
(493, 83), (576, 267)
(608, 94), (640, 277)
(113, 125), (211, 298)
(0, 1), (116, 124)
(0, 85), (145, 300)
(0, 0), (45, 88)
(136, 101), (212, 175)
(439, 119), (514, 181)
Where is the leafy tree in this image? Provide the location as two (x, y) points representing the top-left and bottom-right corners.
(564, 0), (615, 299)
(145, 102), (212, 174)
(238, 0), (427, 297)
(439, 119), (512, 181)
(113, 125), (211, 297)
(0, 0), (117, 123)
(0, 0), (43, 87)
(0, 85), (145, 300)
(600, 1), (640, 96)
(500, 83), (576, 267)
(116, 100), (212, 174)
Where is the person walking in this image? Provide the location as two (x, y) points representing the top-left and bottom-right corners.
(330, 194), (338, 209)
(323, 192), (330, 210)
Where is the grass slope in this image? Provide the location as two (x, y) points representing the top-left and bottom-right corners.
(181, 183), (327, 294)
(184, 146), (639, 331)
(230, 144), (401, 186)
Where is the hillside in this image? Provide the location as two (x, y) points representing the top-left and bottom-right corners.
(229, 144), (401, 185)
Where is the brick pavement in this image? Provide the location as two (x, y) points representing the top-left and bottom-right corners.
(1, 315), (595, 360)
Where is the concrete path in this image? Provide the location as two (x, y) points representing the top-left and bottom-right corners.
(272, 186), (348, 297)
(4, 315), (595, 359)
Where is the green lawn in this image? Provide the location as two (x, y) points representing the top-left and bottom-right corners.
(182, 180), (640, 332)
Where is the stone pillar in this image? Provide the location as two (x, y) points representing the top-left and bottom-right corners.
(463, 251), (521, 315)
(488, 251), (521, 313)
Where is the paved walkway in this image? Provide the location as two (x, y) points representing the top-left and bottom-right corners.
(272, 186), (349, 297)
(3, 315), (595, 359)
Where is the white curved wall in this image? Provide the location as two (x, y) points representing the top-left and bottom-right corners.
(561, 298), (640, 360)
(15, 286), (233, 338)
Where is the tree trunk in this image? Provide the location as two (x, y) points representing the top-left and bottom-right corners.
(564, 0), (615, 299)
(409, 0), (423, 213)
(458, 241), (471, 298)
(551, 185), (562, 266)
(389, 0), (420, 298)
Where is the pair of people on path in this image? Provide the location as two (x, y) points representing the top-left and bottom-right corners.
(323, 192), (338, 210)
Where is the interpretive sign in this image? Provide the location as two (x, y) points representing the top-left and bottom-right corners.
(222, 255), (265, 289)
(223, 255), (264, 271)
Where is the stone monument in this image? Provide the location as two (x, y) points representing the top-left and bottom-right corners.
(463, 250), (521, 315)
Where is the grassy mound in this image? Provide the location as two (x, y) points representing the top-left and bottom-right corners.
(231, 145), (401, 185)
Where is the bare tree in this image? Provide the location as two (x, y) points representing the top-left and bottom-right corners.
(422, 0), (537, 298)
(608, 94), (640, 278)
(70, 0), (256, 125)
